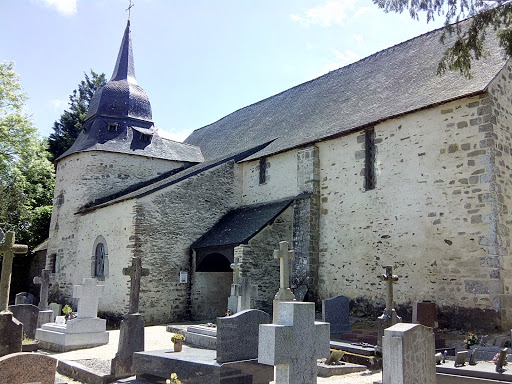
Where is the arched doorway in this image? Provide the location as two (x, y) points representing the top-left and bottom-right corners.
(192, 247), (234, 319)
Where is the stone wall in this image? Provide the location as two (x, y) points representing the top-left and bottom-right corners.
(47, 151), (180, 310)
(317, 92), (504, 329)
(244, 206), (294, 314)
(488, 62), (512, 327)
(134, 161), (239, 323)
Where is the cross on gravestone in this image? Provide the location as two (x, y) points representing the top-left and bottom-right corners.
(0, 232), (28, 312)
(123, 257), (149, 314)
(259, 301), (330, 384)
(274, 241), (294, 290)
(33, 269), (50, 310)
(272, 241), (296, 323)
(72, 278), (104, 318)
(380, 265), (398, 315)
(230, 255), (242, 286)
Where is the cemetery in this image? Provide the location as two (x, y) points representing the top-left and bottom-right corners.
(5, 4), (512, 384)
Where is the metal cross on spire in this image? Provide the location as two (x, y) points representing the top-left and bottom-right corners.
(126, 0), (134, 20)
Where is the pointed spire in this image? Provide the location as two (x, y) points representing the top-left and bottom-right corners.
(110, 20), (136, 83)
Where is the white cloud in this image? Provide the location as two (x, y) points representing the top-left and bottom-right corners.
(353, 6), (371, 19)
(39, 0), (78, 17)
(354, 34), (364, 44)
(290, 1), (357, 27)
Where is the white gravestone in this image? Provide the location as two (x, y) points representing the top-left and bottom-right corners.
(383, 323), (436, 384)
(259, 301), (330, 384)
(272, 241), (296, 323)
(35, 278), (108, 351)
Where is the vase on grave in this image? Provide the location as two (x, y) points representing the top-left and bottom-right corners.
(173, 340), (183, 352)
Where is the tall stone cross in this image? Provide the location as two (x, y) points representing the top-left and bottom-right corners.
(259, 301), (330, 384)
(274, 241), (294, 290)
(33, 269), (50, 310)
(380, 265), (398, 315)
(123, 257), (149, 314)
(0, 231), (28, 312)
(230, 255), (242, 286)
(376, 265), (401, 352)
(73, 278), (104, 318)
(272, 241), (296, 323)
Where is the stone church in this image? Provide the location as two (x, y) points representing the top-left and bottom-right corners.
(46, 18), (512, 329)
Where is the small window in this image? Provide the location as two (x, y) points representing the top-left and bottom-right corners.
(259, 157), (267, 184)
(56, 191), (64, 207)
(48, 253), (57, 273)
(108, 123), (119, 132)
(140, 133), (150, 141)
(365, 128), (376, 190)
(91, 236), (109, 279)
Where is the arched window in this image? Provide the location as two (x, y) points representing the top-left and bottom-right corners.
(91, 236), (109, 279)
(95, 243), (105, 277)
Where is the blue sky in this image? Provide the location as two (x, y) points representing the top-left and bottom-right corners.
(1, 0), (445, 141)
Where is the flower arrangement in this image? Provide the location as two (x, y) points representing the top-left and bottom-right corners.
(464, 333), (479, 349)
(166, 373), (182, 384)
(62, 304), (72, 315)
(171, 334), (185, 343)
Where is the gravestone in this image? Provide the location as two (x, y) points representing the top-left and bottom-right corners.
(33, 269), (54, 327)
(377, 265), (402, 352)
(227, 254), (242, 313)
(259, 301), (330, 384)
(412, 301), (438, 328)
(49, 302), (62, 318)
(496, 348), (507, 373)
(111, 257), (150, 378)
(0, 352), (57, 384)
(217, 309), (270, 363)
(272, 241), (296, 323)
(35, 278), (108, 351)
(382, 323), (435, 384)
(322, 295), (352, 334)
(8, 304), (39, 339)
(454, 351), (468, 367)
(14, 292), (34, 305)
(0, 231), (27, 357)
(469, 348), (478, 365)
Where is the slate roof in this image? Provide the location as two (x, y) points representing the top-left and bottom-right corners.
(59, 20), (203, 163)
(85, 20), (152, 123)
(184, 20), (507, 162)
(191, 197), (298, 249)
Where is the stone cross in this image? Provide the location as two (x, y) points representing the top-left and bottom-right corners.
(272, 241), (296, 323)
(230, 255), (242, 286)
(33, 269), (50, 310)
(73, 278), (104, 318)
(239, 277), (258, 311)
(123, 257), (149, 314)
(380, 265), (398, 314)
(259, 301), (330, 384)
(0, 231), (28, 311)
(274, 241), (294, 290)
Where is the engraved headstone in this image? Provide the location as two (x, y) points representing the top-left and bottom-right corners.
(7, 304), (39, 339)
(216, 309), (270, 363)
(382, 323), (435, 384)
(272, 241), (296, 323)
(0, 352), (57, 384)
(322, 295), (352, 334)
(259, 301), (330, 384)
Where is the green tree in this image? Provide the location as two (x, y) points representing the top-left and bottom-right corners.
(0, 61), (55, 249)
(373, 0), (512, 77)
(47, 70), (106, 161)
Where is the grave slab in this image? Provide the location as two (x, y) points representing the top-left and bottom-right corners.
(0, 352), (56, 384)
(322, 295), (352, 334)
(133, 347), (273, 384)
(437, 361), (512, 381)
